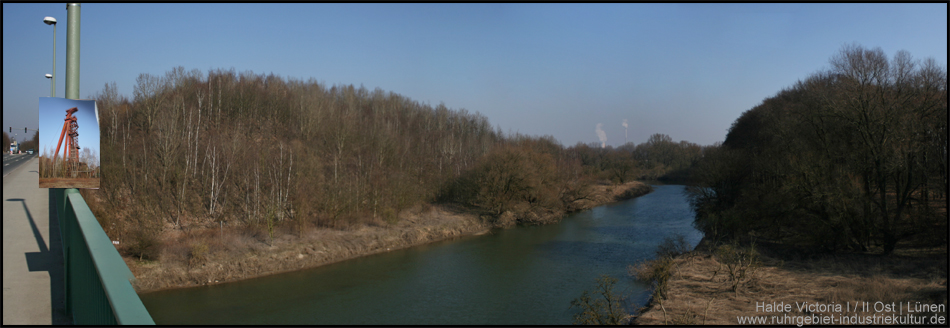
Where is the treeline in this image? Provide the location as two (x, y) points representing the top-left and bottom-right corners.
(687, 45), (947, 254)
(439, 132), (707, 226)
(90, 67), (506, 240)
(85, 67), (708, 252)
(560, 134), (706, 184)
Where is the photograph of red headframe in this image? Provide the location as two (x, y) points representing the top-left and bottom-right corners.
(38, 97), (100, 189)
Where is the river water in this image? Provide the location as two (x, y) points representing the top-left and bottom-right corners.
(139, 184), (702, 325)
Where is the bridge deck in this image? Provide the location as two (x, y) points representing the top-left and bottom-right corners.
(2, 157), (71, 324)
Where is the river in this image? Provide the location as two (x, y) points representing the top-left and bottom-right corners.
(139, 184), (702, 325)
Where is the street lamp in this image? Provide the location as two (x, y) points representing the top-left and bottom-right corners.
(43, 16), (57, 97)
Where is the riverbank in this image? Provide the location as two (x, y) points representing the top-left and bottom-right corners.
(632, 238), (948, 325)
(129, 181), (653, 293)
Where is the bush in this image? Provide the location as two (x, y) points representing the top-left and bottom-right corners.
(446, 145), (562, 221)
(655, 233), (692, 259)
(630, 257), (675, 302)
(570, 275), (630, 325)
(188, 242), (209, 266)
(382, 208), (398, 225)
(127, 225), (161, 261)
(713, 242), (760, 296)
(630, 235), (692, 306)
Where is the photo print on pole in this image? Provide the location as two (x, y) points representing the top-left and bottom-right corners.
(38, 97), (101, 189)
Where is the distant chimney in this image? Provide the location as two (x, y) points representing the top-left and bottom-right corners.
(596, 123), (607, 148)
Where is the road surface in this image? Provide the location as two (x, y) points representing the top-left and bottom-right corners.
(2, 156), (70, 324)
(3, 153), (36, 178)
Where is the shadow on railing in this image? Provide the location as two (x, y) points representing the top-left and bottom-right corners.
(54, 188), (155, 325)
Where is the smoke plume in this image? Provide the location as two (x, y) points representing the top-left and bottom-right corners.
(622, 119), (628, 129)
(596, 123), (607, 148)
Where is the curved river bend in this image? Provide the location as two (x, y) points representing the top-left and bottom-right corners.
(140, 184), (702, 325)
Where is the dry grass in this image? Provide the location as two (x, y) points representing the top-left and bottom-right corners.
(612, 181), (654, 201)
(127, 180), (654, 293)
(39, 177), (100, 189)
(37, 149), (100, 188)
(633, 243), (948, 325)
(128, 204), (491, 292)
(568, 181), (652, 211)
(38, 151), (100, 180)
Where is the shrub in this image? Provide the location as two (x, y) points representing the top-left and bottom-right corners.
(127, 225), (161, 261)
(188, 242), (209, 266)
(630, 257), (675, 302)
(629, 234), (695, 309)
(570, 275), (630, 325)
(713, 242), (760, 296)
(382, 208), (398, 225)
(655, 233), (692, 259)
(447, 145), (563, 220)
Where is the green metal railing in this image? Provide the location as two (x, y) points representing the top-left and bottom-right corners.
(57, 188), (155, 325)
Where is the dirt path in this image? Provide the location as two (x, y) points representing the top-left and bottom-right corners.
(130, 181), (653, 293)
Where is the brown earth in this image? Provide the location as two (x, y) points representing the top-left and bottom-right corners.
(632, 239), (948, 325)
(39, 178), (99, 189)
(129, 181), (653, 293)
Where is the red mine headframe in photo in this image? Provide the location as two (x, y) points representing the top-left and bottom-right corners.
(53, 106), (80, 167)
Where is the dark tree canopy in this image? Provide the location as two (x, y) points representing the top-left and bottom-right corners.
(689, 45), (948, 254)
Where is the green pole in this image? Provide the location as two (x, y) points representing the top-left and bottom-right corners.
(50, 24), (56, 97)
(62, 4), (80, 318)
(65, 3), (80, 100)
(49, 24), (56, 97)
(52, 22), (56, 97)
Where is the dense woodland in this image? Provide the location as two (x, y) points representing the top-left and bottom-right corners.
(687, 45), (948, 254)
(82, 67), (703, 258)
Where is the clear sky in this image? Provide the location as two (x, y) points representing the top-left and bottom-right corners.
(4, 3), (947, 147)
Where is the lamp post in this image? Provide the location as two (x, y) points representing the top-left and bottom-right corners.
(44, 16), (57, 97)
(65, 4), (79, 100)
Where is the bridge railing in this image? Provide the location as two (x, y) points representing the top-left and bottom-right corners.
(56, 188), (155, 325)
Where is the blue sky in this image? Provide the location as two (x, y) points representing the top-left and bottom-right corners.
(3, 3), (947, 147)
